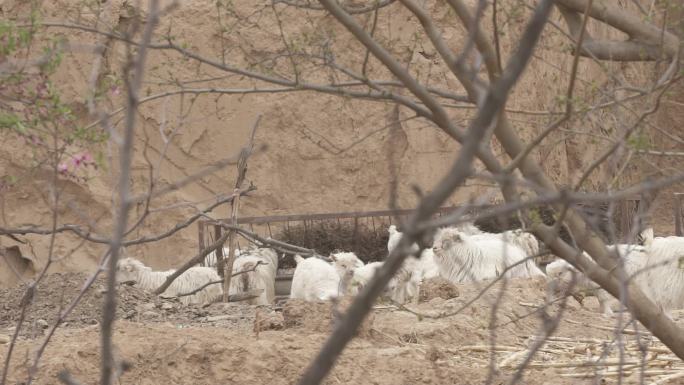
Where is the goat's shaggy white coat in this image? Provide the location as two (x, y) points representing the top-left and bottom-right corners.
(228, 248), (278, 305)
(470, 229), (540, 258)
(432, 227), (545, 284)
(642, 235), (684, 311)
(290, 255), (344, 301)
(116, 257), (222, 305)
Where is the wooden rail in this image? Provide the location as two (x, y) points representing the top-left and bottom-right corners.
(676, 193), (684, 236)
(201, 205), (471, 226)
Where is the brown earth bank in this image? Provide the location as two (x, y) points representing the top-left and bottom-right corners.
(0, 0), (681, 280)
(2, 275), (683, 385)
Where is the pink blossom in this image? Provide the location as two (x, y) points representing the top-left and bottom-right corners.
(58, 163), (69, 174)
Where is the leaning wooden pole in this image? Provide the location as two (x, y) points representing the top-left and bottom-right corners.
(223, 189), (241, 301)
(675, 193), (683, 236)
(221, 114), (262, 302)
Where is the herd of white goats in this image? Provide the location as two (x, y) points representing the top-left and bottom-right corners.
(115, 224), (684, 317)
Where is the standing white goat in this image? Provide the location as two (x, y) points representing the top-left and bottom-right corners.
(228, 247), (278, 305)
(116, 257), (222, 305)
(432, 227), (545, 284)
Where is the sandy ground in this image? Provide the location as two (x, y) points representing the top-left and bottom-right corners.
(2, 274), (683, 385)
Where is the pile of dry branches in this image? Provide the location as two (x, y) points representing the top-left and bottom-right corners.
(277, 220), (390, 267)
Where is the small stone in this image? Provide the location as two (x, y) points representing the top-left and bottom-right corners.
(425, 346), (444, 362)
(138, 303), (156, 311)
(36, 319), (49, 329)
(142, 311), (160, 318)
(161, 302), (174, 310)
(123, 310), (136, 319)
(0, 334), (10, 344)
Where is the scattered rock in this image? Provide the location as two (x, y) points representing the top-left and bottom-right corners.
(419, 277), (460, 302)
(0, 334), (10, 344)
(138, 303), (156, 312)
(425, 346), (444, 362)
(123, 310), (137, 319)
(36, 319), (49, 329)
(142, 311), (160, 319)
(253, 310), (284, 332)
(206, 315), (240, 322)
(161, 302), (174, 310)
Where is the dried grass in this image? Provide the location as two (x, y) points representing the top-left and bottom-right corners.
(276, 219), (389, 267)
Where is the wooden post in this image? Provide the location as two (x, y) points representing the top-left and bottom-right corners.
(675, 193), (684, 236)
(221, 114), (261, 302)
(214, 224), (225, 277)
(198, 221), (205, 265)
(223, 189), (241, 301)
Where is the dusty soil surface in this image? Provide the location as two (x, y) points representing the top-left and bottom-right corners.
(0, 273), (256, 337)
(2, 275), (683, 385)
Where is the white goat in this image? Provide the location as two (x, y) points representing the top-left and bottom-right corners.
(642, 235), (684, 311)
(386, 225), (441, 303)
(470, 229), (540, 258)
(387, 225), (440, 280)
(546, 244), (649, 316)
(228, 247), (278, 305)
(350, 261), (387, 296)
(116, 257), (222, 306)
(349, 261), (411, 302)
(387, 225), (420, 255)
(290, 255), (343, 301)
(414, 248), (441, 279)
(432, 227), (545, 284)
(456, 222), (485, 235)
(330, 251), (365, 290)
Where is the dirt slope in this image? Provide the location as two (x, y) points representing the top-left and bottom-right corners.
(0, 0), (679, 278)
(3, 276), (682, 385)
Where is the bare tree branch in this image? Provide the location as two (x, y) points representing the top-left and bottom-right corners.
(101, 2), (161, 384)
(556, 0), (680, 58)
(275, 0), (396, 14)
(557, 4), (671, 61)
(0, 186), (255, 246)
(222, 115), (261, 301)
(296, 1), (555, 383)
